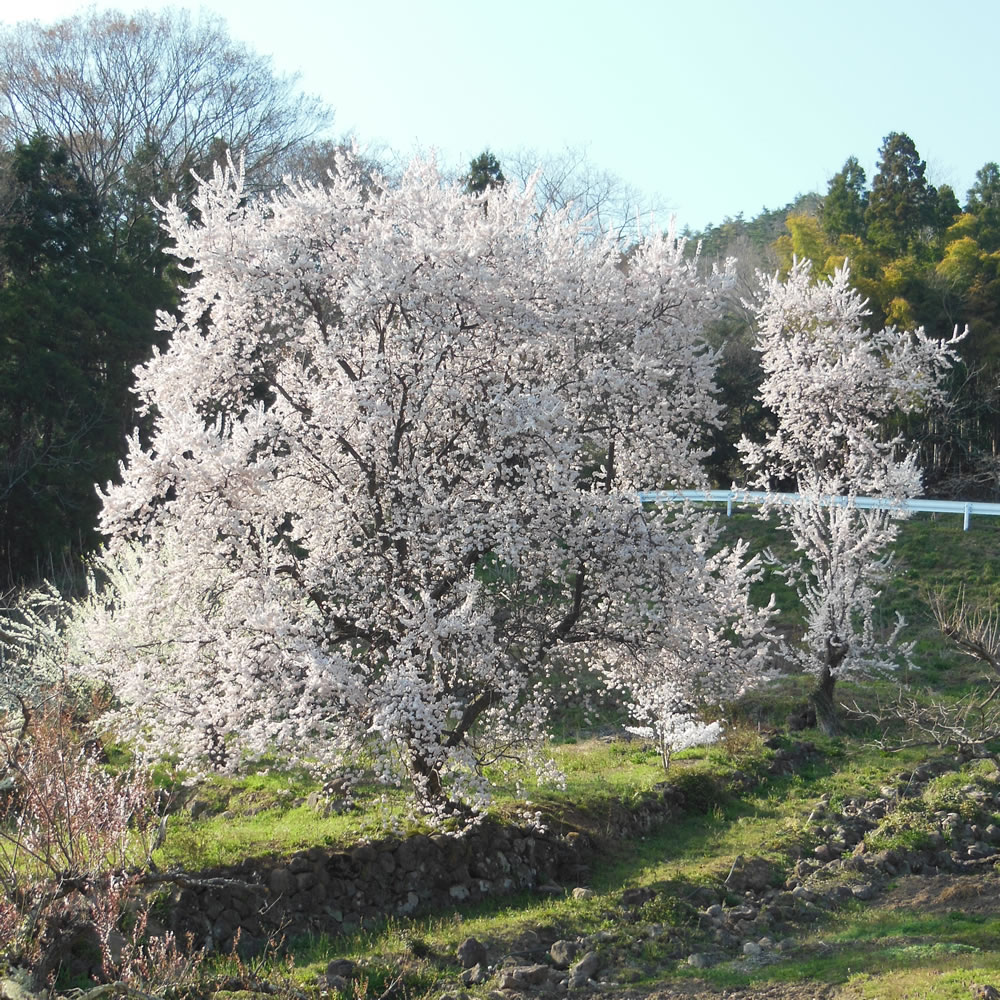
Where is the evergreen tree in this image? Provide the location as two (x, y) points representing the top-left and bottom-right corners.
(0, 135), (174, 588)
(821, 156), (868, 239)
(463, 150), (505, 195)
(866, 132), (936, 254)
(966, 162), (1000, 252)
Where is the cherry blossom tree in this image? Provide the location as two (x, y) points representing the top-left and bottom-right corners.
(740, 260), (962, 735)
(43, 152), (772, 812)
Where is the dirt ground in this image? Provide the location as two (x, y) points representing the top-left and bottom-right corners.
(879, 870), (1000, 916)
(614, 984), (838, 1000)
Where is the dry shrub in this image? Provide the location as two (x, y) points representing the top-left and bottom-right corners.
(0, 695), (202, 986)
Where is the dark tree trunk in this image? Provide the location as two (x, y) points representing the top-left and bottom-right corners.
(409, 750), (444, 804)
(812, 639), (848, 738)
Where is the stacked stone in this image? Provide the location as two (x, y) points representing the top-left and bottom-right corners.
(167, 742), (820, 955)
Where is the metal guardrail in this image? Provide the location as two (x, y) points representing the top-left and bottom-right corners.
(638, 489), (1000, 531)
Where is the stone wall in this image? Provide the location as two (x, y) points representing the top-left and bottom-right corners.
(166, 741), (815, 955)
(168, 819), (596, 954)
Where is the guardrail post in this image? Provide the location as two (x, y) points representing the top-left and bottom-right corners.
(964, 504), (971, 531)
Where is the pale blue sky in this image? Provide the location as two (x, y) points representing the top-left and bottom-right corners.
(7, 0), (999, 230)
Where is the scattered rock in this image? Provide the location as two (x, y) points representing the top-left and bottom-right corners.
(569, 949), (602, 985)
(971, 985), (1000, 1000)
(620, 886), (656, 907)
(460, 964), (490, 986)
(725, 855), (777, 893)
(326, 958), (357, 982)
(550, 939), (579, 969)
(457, 936), (488, 969)
(687, 953), (712, 968)
(571, 886), (594, 900)
(188, 797), (212, 819)
(498, 964), (553, 990)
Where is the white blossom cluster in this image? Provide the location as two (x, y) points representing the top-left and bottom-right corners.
(740, 260), (963, 700)
(14, 152), (779, 809)
(624, 715), (722, 772)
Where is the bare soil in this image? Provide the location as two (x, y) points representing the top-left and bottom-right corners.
(879, 870), (1000, 917)
(613, 984), (838, 1000)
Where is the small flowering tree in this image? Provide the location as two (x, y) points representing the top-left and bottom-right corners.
(42, 152), (774, 812)
(601, 535), (776, 769)
(740, 260), (961, 735)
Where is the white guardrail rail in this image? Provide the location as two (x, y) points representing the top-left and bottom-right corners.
(638, 489), (1000, 531)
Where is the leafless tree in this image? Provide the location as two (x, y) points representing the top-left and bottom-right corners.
(501, 144), (661, 245)
(846, 585), (1000, 762)
(0, 7), (332, 203)
(930, 585), (1000, 675)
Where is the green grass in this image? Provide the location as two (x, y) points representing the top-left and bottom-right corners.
(150, 730), (1000, 1000)
(242, 738), (951, 978)
(13, 508), (1000, 997)
(678, 904), (1000, 999)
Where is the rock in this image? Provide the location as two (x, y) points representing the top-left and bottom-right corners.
(351, 843), (377, 864)
(457, 937), (488, 969)
(968, 843), (996, 859)
(325, 958), (358, 991)
(325, 776), (349, 796)
(572, 887), (594, 900)
(824, 885), (855, 905)
(814, 842), (842, 862)
(569, 950), (602, 983)
(460, 964), (490, 986)
(970, 985), (1000, 1000)
(687, 953), (712, 968)
(743, 941), (762, 957)
(620, 886), (656, 907)
(326, 958), (358, 982)
(268, 866), (292, 897)
(188, 797), (212, 819)
(550, 939), (579, 969)
(498, 964), (553, 990)
(726, 856), (777, 893)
